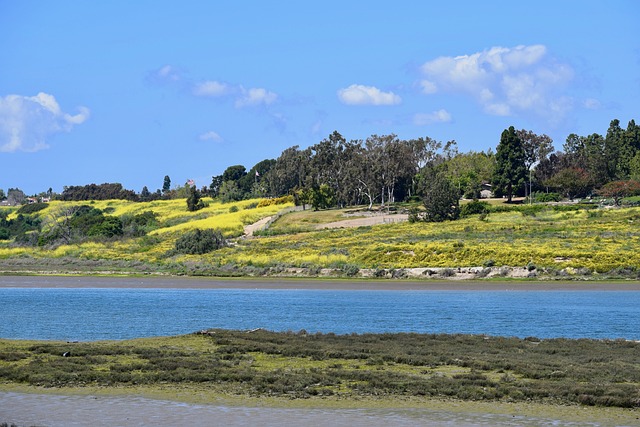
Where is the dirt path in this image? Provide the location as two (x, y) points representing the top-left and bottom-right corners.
(243, 216), (272, 237)
(318, 214), (408, 229)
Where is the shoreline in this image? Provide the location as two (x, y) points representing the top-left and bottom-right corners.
(1, 274), (640, 291)
(2, 385), (639, 426)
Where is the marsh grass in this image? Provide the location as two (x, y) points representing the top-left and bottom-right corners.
(1, 331), (638, 408)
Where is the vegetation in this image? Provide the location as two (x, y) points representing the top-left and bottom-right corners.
(0, 196), (640, 278)
(493, 126), (527, 202)
(174, 228), (226, 255)
(0, 330), (638, 408)
(1, 117), (640, 278)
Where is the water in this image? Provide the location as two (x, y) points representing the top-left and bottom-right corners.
(2, 287), (639, 341)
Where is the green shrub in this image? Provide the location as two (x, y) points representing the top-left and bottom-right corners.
(460, 200), (490, 217)
(531, 192), (562, 203)
(174, 228), (226, 255)
(16, 202), (48, 214)
(229, 205), (239, 213)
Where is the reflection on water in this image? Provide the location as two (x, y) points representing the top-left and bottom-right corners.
(0, 392), (616, 427)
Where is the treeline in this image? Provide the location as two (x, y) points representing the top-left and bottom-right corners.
(3, 118), (638, 209)
(209, 118), (639, 209)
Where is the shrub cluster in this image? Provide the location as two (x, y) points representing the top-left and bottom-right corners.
(174, 228), (226, 255)
(257, 195), (294, 208)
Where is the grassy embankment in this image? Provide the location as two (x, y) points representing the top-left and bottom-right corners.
(0, 330), (638, 410)
(1, 198), (640, 278)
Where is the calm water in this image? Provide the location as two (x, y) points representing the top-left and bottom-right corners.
(2, 287), (639, 341)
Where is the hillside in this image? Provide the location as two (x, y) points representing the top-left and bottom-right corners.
(1, 198), (640, 280)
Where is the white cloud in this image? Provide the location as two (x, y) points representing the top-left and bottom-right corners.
(0, 92), (89, 152)
(420, 45), (574, 122)
(150, 65), (183, 84)
(193, 80), (231, 97)
(234, 87), (277, 108)
(337, 84), (401, 106)
(413, 109), (452, 126)
(157, 65), (181, 81)
(199, 131), (223, 142)
(583, 98), (601, 110)
(419, 80), (437, 94)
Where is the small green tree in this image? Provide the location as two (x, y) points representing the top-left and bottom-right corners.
(162, 175), (171, 195)
(421, 174), (460, 222)
(186, 185), (205, 211)
(493, 126), (526, 202)
(310, 184), (335, 210)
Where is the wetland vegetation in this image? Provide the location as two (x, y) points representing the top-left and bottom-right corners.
(1, 330), (639, 408)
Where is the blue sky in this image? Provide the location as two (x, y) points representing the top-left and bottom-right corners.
(1, 1), (638, 195)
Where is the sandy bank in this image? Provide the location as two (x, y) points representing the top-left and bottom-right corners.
(1, 275), (639, 291)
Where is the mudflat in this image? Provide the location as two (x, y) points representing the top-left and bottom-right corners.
(1, 275), (640, 290)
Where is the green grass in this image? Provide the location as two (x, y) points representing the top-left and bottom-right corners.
(1, 330), (638, 408)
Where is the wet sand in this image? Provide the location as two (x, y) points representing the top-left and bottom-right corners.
(0, 274), (639, 290)
(2, 391), (636, 427)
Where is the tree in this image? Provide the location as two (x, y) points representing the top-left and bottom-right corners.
(310, 184), (335, 210)
(222, 165), (247, 183)
(7, 188), (26, 205)
(597, 180), (640, 206)
(219, 180), (243, 203)
(420, 172), (460, 222)
(516, 129), (554, 198)
(545, 167), (592, 200)
(162, 176), (171, 195)
(209, 175), (223, 198)
(186, 185), (205, 211)
(140, 186), (151, 201)
(492, 127), (526, 202)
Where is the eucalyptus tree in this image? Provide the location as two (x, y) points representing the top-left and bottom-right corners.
(269, 145), (312, 198)
(516, 129), (554, 198)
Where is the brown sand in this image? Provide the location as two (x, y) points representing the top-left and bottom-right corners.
(1, 275), (639, 290)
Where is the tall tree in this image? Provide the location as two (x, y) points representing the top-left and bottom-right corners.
(516, 129), (554, 198)
(162, 176), (171, 195)
(492, 126), (526, 202)
(604, 119), (628, 179)
(186, 185), (205, 211)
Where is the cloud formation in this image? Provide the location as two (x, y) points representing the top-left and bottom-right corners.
(419, 45), (574, 122)
(152, 65), (279, 110)
(193, 80), (231, 97)
(0, 92), (89, 152)
(234, 87), (278, 108)
(199, 131), (223, 142)
(337, 84), (401, 106)
(413, 109), (452, 126)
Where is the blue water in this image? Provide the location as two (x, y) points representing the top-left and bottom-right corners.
(2, 288), (639, 341)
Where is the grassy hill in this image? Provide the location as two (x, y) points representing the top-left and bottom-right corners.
(1, 197), (640, 279)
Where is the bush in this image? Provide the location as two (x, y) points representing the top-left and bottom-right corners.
(257, 195), (294, 208)
(174, 228), (226, 255)
(531, 192), (562, 203)
(16, 202), (48, 214)
(460, 201), (490, 217)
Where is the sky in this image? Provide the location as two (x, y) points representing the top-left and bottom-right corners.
(1, 1), (639, 195)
